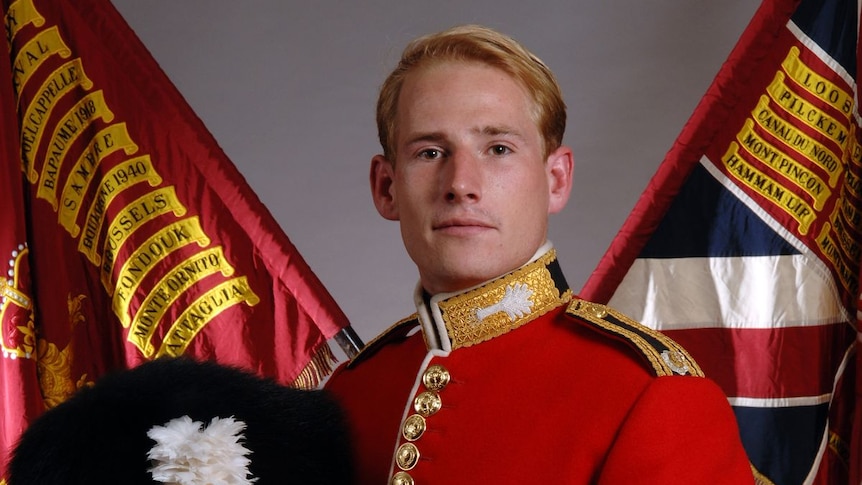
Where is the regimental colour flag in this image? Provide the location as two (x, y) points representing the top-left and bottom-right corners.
(581, 0), (860, 483)
(0, 0), (350, 481)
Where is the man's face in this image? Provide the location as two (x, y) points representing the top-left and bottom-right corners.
(371, 60), (572, 295)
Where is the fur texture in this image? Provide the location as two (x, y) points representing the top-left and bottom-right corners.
(8, 357), (353, 484)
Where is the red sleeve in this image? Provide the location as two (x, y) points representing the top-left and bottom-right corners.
(598, 376), (755, 484)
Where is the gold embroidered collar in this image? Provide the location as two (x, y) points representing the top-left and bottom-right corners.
(416, 247), (572, 352)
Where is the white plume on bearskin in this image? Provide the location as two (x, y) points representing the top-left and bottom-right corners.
(147, 415), (254, 485)
(7, 357), (353, 484)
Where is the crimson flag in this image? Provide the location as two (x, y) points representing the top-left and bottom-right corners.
(581, 0), (859, 483)
(0, 0), (350, 479)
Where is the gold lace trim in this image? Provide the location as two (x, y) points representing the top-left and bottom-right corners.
(566, 299), (703, 377)
(437, 250), (571, 350)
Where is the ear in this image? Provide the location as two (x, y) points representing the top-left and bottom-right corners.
(370, 154), (399, 220)
(546, 145), (574, 215)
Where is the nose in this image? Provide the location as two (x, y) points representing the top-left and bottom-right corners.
(444, 151), (481, 203)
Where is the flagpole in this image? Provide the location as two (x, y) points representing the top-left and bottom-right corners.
(333, 326), (364, 359)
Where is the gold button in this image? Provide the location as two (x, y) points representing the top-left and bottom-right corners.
(422, 364), (450, 391)
(391, 471), (414, 485)
(414, 391), (441, 416)
(402, 414), (426, 441)
(396, 442), (420, 470)
(592, 304), (608, 318)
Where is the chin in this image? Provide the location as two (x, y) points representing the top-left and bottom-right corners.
(416, 246), (530, 292)
(439, 264), (510, 292)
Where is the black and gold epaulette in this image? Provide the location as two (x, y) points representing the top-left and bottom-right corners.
(566, 298), (703, 377)
(346, 315), (420, 368)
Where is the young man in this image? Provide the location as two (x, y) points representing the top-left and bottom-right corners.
(326, 25), (756, 484)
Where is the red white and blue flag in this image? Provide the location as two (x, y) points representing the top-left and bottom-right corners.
(581, 0), (860, 483)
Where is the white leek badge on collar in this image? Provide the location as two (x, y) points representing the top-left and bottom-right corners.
(147, 415), (255, 485)
(475, 282), (534, 322)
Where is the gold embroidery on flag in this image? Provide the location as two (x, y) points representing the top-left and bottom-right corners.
(817, 222), (856, 295)
(845, 169), (862, 199)
(838, 194), (861, 230)
(128, 247), (235, 357)
(37, 90), (115, 205)
(102, 186), (187, 279)
(20, 58), (93, 182)
(0, 244), (34, 360)
(11, 25), (68, 99)
(78, 156), (162, 265)
(737, 119), (831, 207)
(6, 8), (298, 376)
(36, 293), (93, 409)
(4, 0), (45, 44)
(751, 95), (843, 186)
(60, 123), (139, 236)
(156, 276), (260, 358)
(738, 54), (855, 259)
(14, 27), (72, 182)
(766, 71), (849, 149)
(848, 124), (861, 167)
(722, 142), (816, 235)
(781, 47), (853, 120)
(829, 208), (860, 262)
(110, 216), (210, 319)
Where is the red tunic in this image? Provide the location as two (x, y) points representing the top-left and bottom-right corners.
(327, 250), (755, 484)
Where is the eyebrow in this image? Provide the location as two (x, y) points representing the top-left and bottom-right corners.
(477, 125), (524, 140)
(404, 125), (526, 147)
(404, 132), (446, 147)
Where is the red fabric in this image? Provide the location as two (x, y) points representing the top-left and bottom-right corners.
(662, 324), (856, 398)
(0, 6), (43, 475)
(0, 0), (348, 479)
(327, 306), (754, 484)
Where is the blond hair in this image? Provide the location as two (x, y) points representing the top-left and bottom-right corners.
(376, 24), (567, 161)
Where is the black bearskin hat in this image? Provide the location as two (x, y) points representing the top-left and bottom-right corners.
(8, 357), (353, 484)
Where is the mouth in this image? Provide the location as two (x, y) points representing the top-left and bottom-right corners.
(433, 217), (495, 234)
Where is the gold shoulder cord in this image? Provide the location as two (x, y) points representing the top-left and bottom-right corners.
(567, 299), (776, 485)
(566, 299), (703, 377)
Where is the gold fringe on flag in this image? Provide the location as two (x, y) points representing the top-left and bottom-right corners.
(290, 344), (338, 390)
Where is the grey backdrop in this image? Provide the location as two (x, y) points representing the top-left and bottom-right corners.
(110, 1), (760, 357)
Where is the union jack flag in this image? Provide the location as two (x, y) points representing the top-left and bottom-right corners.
(581, 0), (860, 483)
